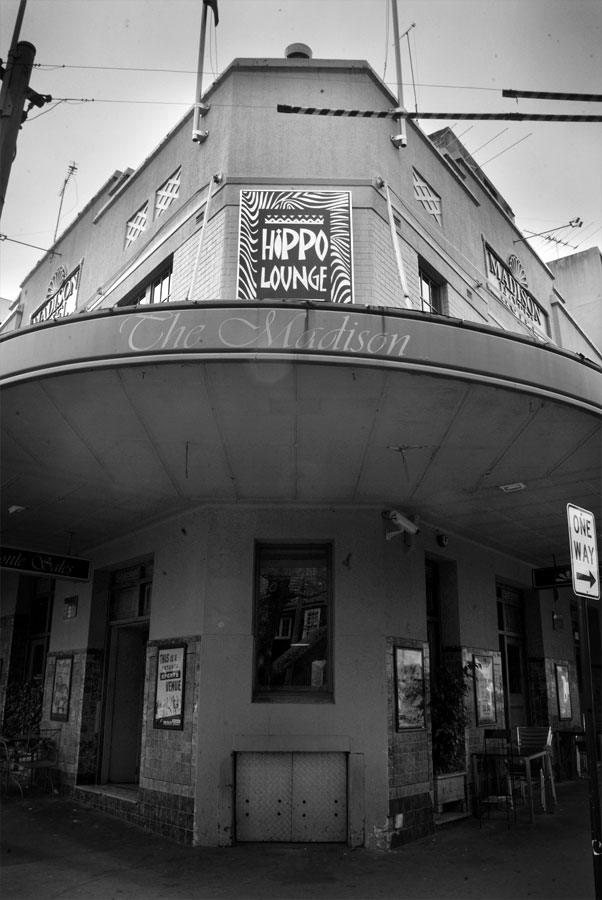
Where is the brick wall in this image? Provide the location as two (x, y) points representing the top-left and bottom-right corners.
(0, 614), (16, 724)
(171, 210), (227, 304)
(78, 650), (104, 782)
(42, 650), (90, 785)
(136, 637), (200, 843)
(385, 637), (434, 846)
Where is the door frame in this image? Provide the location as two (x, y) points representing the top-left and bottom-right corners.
(99, 620), (149, 784)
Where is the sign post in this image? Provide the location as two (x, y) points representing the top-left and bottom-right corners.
(567, 504), (601, 899)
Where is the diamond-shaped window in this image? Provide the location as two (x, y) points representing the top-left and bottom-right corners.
(125, 202), (148, 249)
(413, 170), (442, 226)
(155, 168), (181, 219)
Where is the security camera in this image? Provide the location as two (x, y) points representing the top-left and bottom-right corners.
(390, 133), (408, 149)
(382, 509), (419, 538)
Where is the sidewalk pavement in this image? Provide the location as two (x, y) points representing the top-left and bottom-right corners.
(1, 777), (598, 900)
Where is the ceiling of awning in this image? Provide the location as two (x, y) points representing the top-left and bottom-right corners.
(1, 356), (600, 566)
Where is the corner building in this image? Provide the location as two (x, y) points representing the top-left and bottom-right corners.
(1, 47), (601, 848)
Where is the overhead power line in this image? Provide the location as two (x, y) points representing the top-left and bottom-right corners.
(277, 104), (602, 123)
(503, 89), (602, 102)
(0, 233), (60, 255)
(31, 62), (510, 94)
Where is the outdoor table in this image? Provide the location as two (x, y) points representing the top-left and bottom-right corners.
(0, 731), (60, 795)
(472, 745), (556, 824)
(511, 744), (557, 823)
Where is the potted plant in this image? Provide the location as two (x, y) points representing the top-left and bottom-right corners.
(431, 661), (472, 814)
(2, 681), (43, 737)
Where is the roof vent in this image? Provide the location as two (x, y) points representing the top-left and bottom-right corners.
(285, 43), (312, 59)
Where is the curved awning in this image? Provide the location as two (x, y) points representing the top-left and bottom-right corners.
(1, 303), (600, 564)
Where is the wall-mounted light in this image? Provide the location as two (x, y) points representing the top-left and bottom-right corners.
(498, 482), (526, 493)
(63, 596), (79, 620)
(436, 533), (449, 548)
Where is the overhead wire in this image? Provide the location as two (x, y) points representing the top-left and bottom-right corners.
(405, 25), (418, 116)
(478, 133), (533, 167)
(470, 128), (509, 156)
(31, 60), (506, 94)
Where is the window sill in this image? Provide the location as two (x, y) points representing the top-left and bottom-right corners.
(252, 692), (334, 704)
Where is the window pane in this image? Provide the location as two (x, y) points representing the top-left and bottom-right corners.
(419, 270), (441, 314)
(255, 547), (330, 691)
(151, 270), (171, 304)
(507, 642), (523, 694)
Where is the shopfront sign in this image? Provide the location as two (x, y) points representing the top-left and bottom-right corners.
(2, 305), (601, 419)
(567, 504), (600, 599)
(485, 246), (546, 333)
(0, 546), (90, 581)
(117, 306), (410, 357)
(31, 262), (83, 325)
(237, 190), (353, 303)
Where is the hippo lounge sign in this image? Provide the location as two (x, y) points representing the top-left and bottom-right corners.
(237, 190), (353, 304)
(485, 246), (547, 335)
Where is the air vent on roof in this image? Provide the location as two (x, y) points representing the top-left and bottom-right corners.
(285, 43), (312, 59)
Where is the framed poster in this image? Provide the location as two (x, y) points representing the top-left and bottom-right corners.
(237, 190), (354, 304)
(555, 664), (572, 720)
(473, 654), (496, 726)
(50, 655), (73, 721)
(394, 646), (425, 730)
(154, 645), (186, 730)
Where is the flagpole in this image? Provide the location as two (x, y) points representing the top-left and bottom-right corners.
(390, 0), (407, 148)
(192, 1), (209, 142)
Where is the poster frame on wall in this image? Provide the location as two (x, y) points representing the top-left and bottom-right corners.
(555, 663), (572, 720)
(50, 655), (73, 722)
(154, 644), (186, 731)
(473, 654), (497, 726)
(394, 646), (425, 731)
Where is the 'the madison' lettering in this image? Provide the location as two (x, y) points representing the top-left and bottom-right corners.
(119, 309), (411, 358)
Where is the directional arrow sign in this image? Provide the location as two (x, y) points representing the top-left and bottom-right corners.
(567, 504), (600, 599)
(532, 565), (573, 590)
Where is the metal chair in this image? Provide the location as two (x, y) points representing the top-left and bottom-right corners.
(511, 726), (556, 822)
(473, 729), (516, 825)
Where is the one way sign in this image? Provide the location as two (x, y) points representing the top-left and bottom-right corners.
(567, 504), (600, 599)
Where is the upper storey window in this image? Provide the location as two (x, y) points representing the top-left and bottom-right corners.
(116, 264), (172, 308)
(155, 168), (181, 219)
(125, 202), (148, 250)
(139, 268), (172, 305)
(413, 170), (442, 227)
(419, 268), (443, 315)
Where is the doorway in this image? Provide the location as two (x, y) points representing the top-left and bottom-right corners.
(102, 622), (148, 784)
(497, 584), (529, 729)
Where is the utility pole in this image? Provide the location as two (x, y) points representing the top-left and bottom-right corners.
(0, 0), (50, 223)
(192, 0), (219, 143)
(390, 0), (407, 148)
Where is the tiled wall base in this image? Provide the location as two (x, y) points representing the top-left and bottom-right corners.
(388, 793), (436, 847)
(68, 785), (194, 845)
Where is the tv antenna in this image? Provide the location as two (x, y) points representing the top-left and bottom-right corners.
(53, 161), (78, 243)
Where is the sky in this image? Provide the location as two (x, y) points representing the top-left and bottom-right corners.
(1, 0), (601, 303)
